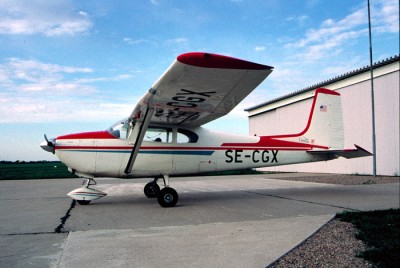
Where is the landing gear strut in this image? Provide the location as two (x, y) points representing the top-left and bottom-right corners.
(144, 175), (179, 207)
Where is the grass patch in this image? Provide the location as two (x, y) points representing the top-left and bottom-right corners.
(338, 209), (400, 267)
(0, 161), (77, 180)
(0, 163), (266, 180)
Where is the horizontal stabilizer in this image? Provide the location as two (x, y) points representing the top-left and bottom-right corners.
(307, 145), (372, 159)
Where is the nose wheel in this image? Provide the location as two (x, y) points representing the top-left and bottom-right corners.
(67, 178), (107, 205)
(77, 200), (91, 205)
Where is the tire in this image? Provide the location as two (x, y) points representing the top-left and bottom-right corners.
(144, 182), (161, 198)
(77, 200), (91, 205)
(157, 187), (179, 207)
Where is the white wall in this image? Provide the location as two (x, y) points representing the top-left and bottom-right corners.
(249, 65), (399, 176)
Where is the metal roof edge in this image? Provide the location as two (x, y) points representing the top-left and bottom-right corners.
(245, 55), (399, 112)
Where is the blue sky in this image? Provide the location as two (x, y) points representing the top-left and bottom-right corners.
(0, 0), (398, 161)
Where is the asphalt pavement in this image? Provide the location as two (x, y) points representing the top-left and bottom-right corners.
(0, 173), (398, 267)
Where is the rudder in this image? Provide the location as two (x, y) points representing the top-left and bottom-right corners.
(302, 88), (344, 150)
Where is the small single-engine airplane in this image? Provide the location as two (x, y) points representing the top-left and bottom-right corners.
(40, 52), (371, 207)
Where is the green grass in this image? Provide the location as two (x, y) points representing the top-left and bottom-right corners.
(338, 209), (400, 268)
(0, 161), (77, 179)
(0, 162), (265, 180)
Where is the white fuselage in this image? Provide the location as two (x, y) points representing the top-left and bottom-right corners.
(54, 126), (326, 178)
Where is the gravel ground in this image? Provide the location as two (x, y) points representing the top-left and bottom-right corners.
(269, 219), (372, 268)
(267, 175), (399, 268)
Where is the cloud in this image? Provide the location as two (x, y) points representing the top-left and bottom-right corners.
(285, 9), (365, 50)
(0, 58), (93, 92)
(7, 58), (92, 74)
(254, 46), (266, 52)
(166, 37), (189, 44)
(75, 74), (133, 84)
(284, 0), (398, 62)
(0, 0), (92, 36)
(0, 58), (135, 123)
(0, 92), (133, 123)
(372, 0), (399, 33)
(286, 15), (309, 24)
(123, 38), (147, 45)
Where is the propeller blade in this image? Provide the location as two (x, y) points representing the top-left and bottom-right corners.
(41, 134), (55, 154)
(44, 134), (53, 147)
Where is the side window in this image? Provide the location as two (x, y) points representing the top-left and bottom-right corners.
(177, 129), (198, 143)
(177, 132), (189, 143)
(144, 127), (172, 143)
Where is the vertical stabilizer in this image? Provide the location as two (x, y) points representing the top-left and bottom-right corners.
(301, 88), (344, 149)
(269, 88), (345, 150)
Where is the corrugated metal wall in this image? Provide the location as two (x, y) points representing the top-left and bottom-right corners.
(248, 65), (399, 176)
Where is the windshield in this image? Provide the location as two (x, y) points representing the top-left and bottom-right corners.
(108, 118), (131, 139)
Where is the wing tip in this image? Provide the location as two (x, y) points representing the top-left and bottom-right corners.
(177, 52), (273, 70)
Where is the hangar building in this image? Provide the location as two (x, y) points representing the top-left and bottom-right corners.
(246, 55), (399, 176)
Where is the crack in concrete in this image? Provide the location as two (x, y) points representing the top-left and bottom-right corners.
(243, 190), (362, 212)
(5, 232), (58, 236)
(54, 199), (76, 233)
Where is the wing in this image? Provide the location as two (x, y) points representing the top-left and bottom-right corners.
(130, 52), (273, 126)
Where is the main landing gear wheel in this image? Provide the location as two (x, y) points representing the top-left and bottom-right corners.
(144, 182), (161, 198)
(157, 187), (179, 207)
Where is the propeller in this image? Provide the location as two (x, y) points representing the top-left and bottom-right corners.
(40, 134), (55, 154)
(44, 134), (55, 147)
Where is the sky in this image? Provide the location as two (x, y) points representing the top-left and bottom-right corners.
(0, 0), (398, 161)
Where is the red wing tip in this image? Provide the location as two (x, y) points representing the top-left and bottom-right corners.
(177, 52), (273, 70)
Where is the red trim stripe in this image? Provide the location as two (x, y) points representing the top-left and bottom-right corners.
(55, 144), (327, 152)
(222, 137), (328, 150)
(267, 88), (339, 139)
(57, 131), (116, 140)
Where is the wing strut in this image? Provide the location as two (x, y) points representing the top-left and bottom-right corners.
(124, 107), (154, 174)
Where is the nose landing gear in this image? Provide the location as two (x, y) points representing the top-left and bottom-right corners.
(67, 178), (107, 205)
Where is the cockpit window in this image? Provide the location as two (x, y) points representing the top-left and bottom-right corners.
(108, 119), (131, 139)
(108, 121), (198, 144)
(177, 128), (198, 143)
(144, 127), (172, 143)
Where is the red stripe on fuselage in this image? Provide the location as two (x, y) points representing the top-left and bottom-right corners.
(222, 136), (328, 150)
(57, 131), (116, 140)
(55, 144), (326, 152)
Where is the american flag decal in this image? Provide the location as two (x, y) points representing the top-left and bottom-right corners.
(320, 105), (327, 112)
